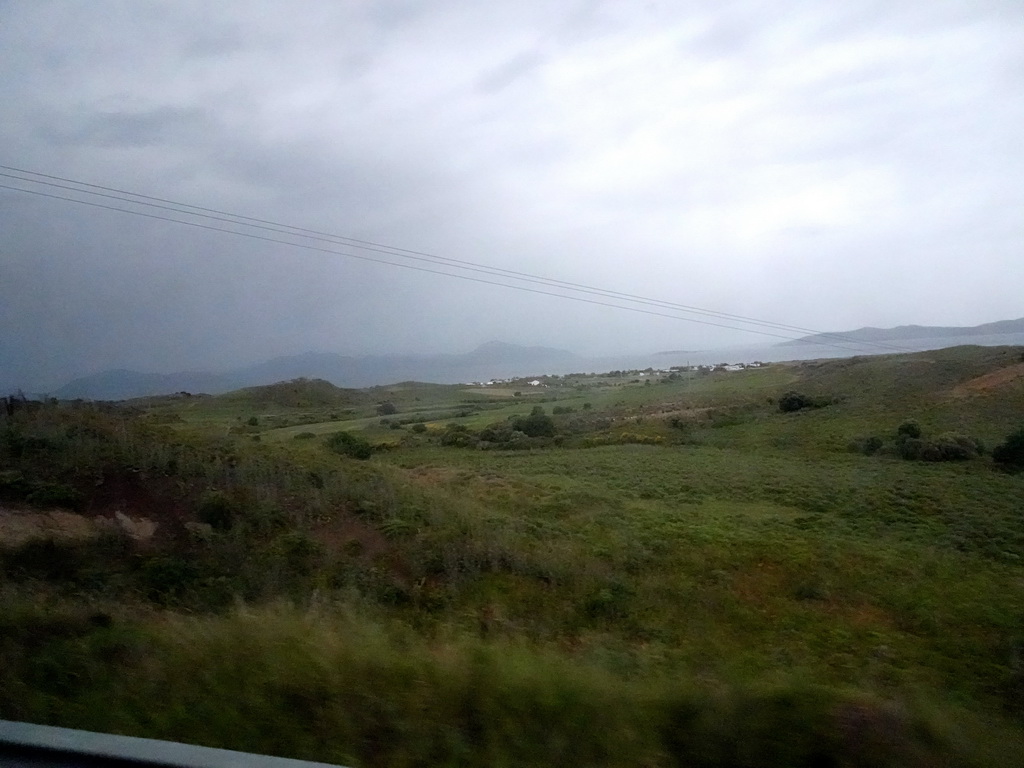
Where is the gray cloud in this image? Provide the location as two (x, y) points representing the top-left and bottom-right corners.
(41, 106), (212, 148)
(1, 0), (1022, 390)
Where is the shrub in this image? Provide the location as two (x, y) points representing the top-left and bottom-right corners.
(410, 423), (427, 434)
(513, 409), (556, 438)
(778, 392), (812, 413)
(933, 433), (984, 461)
(897, 433), (983, 462)
(440, 424), (474, 447)
(376, 402), (398, 416)
(197, 491), (238, 531)
(897, 438), (927, 461)
(325, 430), (373, 460)
(992, 427), (1024, 469)
(897, 420), (922, 439)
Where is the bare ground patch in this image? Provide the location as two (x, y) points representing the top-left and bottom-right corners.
(950, 362), (1024, 396)
(0, 505), (157, 548)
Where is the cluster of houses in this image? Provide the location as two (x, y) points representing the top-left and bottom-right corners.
(466, 361), (767, 388)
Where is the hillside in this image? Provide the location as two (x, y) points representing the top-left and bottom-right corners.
(3, 344), (1024, 767)
(778, 316), (1024, 346)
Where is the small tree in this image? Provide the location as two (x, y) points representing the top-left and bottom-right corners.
(376, 402), (398, 416)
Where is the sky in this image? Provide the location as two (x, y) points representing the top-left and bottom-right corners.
(2, 0), (1023, 390)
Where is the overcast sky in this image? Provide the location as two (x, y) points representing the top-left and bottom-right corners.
(2, 0), (1023, 389)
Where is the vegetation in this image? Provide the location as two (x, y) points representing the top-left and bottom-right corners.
(2, 346), (1024, 766)
(325, 429), (373, 460)
(993, 427), (1024, 470)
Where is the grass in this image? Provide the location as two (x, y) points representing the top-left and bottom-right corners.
(2, 345), (1024, 766)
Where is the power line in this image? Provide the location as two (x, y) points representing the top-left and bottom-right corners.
(1, 165), (913, 353)
(0, 163), (857, 344)
(0, 181), (828, 343)
(0, 167), (912, 354)
(2, 165), (917, 353)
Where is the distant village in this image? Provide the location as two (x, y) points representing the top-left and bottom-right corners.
(467, 361), (767, 388)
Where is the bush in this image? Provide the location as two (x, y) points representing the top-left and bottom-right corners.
(933, 433), (984, 461)
(325, 430), (373, 460)
(513, 409), (556, 438)
(992, 427), (1024, 469)
(897, 433), (983, 462)
(440, 424), (474, 447)
(778, 392), (812, 413)
(897, 420), (922, 439)
(197, 491), (238, 531)
(410, 422), (428, 434)
(376, 402), (398, 416)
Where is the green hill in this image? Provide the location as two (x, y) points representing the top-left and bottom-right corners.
(220, 377), (365, 409)
(2, 347), (1024, 767)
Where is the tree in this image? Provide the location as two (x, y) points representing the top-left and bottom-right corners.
(992, 427), (1024, 469)
(376, 402), (398, 416)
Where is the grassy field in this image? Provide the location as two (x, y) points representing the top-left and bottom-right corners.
(2, 344), (1023, 766)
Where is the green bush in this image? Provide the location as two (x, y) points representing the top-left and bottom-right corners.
(778, 392), (812, 413)
(440, 424), (474, 447)
(897, 420), (922, 439)
(197, 491), (238, 531)
(992, 427), (1024, 469)
(513, 408), (556, 438)
(325, 430), (373, 460)
(895, 427), (984, 462)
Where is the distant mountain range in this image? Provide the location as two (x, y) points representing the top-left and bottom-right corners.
(24, 318), (1024, 400)
(777, 317), (1024, 347)
(51, 342), (584, 400)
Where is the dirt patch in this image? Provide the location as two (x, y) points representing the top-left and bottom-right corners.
(0, 507), (98, 547)
(0, 505), (157, 548)
(950, 362), (1024, 396)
